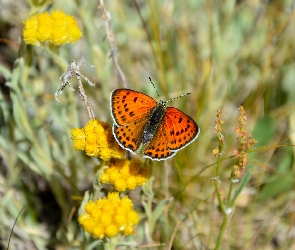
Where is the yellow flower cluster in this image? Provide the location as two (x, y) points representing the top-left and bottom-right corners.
(23, 10), (82, 45)
(71, 119), (125, 161)
(100, 159), (150, 192)
(78, 192), (140, 239)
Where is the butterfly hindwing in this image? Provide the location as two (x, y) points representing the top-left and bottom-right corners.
(111, 89), (157, 126)
(164, 107), (200, 151)
(113, 118), (147, 153)
(144, 122), (176, 160)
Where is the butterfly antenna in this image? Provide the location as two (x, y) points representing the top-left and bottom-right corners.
(166, 92), (191, 104)
(149, 77), (160, 97)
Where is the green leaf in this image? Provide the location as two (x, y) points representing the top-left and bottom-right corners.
(0, 64), (12, 80)
(16, 149), (42, 175)
(150, 198), (171, 233)
(258, 155), (294, 201)
(252, 116), (276, 147)
(78, 191), (91, 217)
(11, 92), (35, 142)
(30, 146), (53, 176)
(141, 176), (155, 199)
(229, 169), (251, 208)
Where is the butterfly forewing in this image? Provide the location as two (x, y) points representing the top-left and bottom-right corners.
(111, 89), (157, 126)
(164, 107), (200, 151)
(111, 89), (158, 153)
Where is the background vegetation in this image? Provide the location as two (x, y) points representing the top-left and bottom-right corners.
(0, 0), (295, 249)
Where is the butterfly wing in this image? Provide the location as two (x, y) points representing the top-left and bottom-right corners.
(164, 107), (200, 151)
(111, 89), (157, 126)
(111, 89), (157, 152)
(143, 122), (176, 160)
(113, 119), (148, 153)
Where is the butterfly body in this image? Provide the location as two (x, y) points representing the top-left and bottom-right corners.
(142, 103), (166, 144)
(110, 88), (200, 161)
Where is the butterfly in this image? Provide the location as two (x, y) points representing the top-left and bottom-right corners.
(110, 88), (200, 161)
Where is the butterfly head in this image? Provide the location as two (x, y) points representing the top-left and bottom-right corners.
(160, 100), (167, 107)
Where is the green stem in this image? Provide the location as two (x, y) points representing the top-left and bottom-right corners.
(214, 180), (226, 216)
(213, 135), (228, 250)
(215, 139), (224, 176)
(103, 234), (122, 250)
(44, 45), (68, 71)
(93, 160), (108, 201)
(104, 237), (119, 250)
(226, 171), (235, 207)
(214, 139), (226, 215)
(147, 194), (153, 232)
(215, 215), (229, 250)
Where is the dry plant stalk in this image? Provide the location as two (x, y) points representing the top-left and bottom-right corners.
(56, 58), (96, 120)
(99, 0), (127, 88)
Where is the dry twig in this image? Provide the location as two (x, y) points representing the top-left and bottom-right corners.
(56, 58), (95, 120)
(99, 0), (127, 88)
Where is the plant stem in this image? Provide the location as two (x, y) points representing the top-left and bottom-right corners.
(226, 171), (235, 206)
(215, 215), (229, 250)
(213, 134), (228, 249)
(215, 138), (224, 176)
(100, 0), (127, 88)
(213, 180), (226, 216)
(214, 140), (226, 215)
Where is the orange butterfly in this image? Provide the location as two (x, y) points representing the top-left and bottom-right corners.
(110, 88), (200, 160)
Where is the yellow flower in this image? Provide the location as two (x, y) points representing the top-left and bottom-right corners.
(126, 176), (137, 190)
(90, 209), (101, 220)
(120, 165), (130, 178)
(114, 214), (127, 226)
(127, 210), (140, 225)
(99, 159), (150, 191)
(78, 214), (95, 233)
(114, 179), (127, 192)
(84, 200), (96, 214)
(105, 224), (119, 238)
(66, 15), (83, 43)
(100, 214), (113, 226)
(124, 225), (135, 235)
(23, 17), (38, 44)
(96, 198), (108, 209)
(136, 175), (148, 186)
(71, 128), (86, 151)
(107, 192), (120, 206)
(78, 192), (140, 239)
(50, 10), (68, 45)
(71, 119), (125, 161)
(100, 173), (110, 183)
(36, 13), (52, 42)
(120, 197), (133, 211)
(98, 148), (112, 161)
(109, 171), (121, 183)
(22, 10), (82, 45)
(93, 225), (105, 239)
